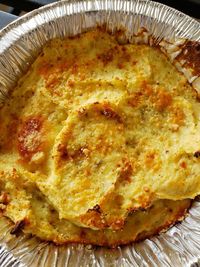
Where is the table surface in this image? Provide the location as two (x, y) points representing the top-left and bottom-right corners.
(0, 11), (17, 30)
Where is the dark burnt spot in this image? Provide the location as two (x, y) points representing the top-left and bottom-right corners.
(71, 148), (88, 160)
(194, 151), (200, 158)
(50, 208), (56, 214)
(58, 144), (69, 160)
(138, 207), (147, 212)
(68, 33), (81, 40)
(121, 46), (127, 52)
(10, 219), (26, 235)
(178, 41), (200, 76)
(100, 106), (122, 123)
(88, 204), (101, 214)
(58, 144), (87, 162)
(0, 192), (10, 205)
(119, 161), (133, 183)
(97, 48), (114, 66)
(93, 204), (101, 213)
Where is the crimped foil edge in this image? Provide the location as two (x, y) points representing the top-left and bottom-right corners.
(0, 0), (200, 266)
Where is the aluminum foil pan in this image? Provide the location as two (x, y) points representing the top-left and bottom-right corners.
(0, 0), (200, 266)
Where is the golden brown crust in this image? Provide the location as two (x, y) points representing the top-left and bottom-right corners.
(34, 200), (192, 248)
(134, 202), (191, 244)
(17, 116), (43, 161)
(0, 28), (199, 246)
(0, 168), (192, 247)
(177, 41), (200, 76)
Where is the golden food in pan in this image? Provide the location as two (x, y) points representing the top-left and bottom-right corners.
(0, 29), (199, 246)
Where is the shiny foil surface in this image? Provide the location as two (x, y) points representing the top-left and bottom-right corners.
(0, 0), (200, 266)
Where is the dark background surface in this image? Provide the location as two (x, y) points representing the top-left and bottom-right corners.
(0, 0), (200, 18)
(0, 11), (17, 29)
(157, 0), (200, 19)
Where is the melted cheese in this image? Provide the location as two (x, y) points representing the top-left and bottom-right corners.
(38, 102), (126, 228)
(0, 29), (198, 244)
(0, 170), (191, 247)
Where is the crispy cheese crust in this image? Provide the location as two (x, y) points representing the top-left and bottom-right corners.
(0, 29), (198, 245)
(0, 170), (191, 247)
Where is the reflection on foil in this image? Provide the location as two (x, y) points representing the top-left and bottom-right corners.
(0, 0), (200, 266)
